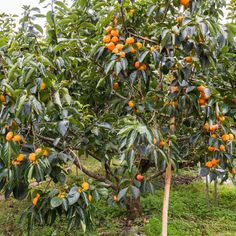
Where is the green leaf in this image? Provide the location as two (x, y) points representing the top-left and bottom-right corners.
(117, 187), (128, 201)
(50, 197), (63, 208)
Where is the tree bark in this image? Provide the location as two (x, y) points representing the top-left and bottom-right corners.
(125, 196), (142, 220)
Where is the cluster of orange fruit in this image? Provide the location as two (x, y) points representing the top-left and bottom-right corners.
(205, 158), (220, 168)
(197, 85), (209, 105)
(6, 131), (22, 142)
(208, 144), (226, 152)
(203, 123), (219, 133)
(222, 133), (234, 142)
(12, 153), (25, 165)
(29, 147), (49, 163)
(103, 26), (143, 59)
(134, 61), (147, 71)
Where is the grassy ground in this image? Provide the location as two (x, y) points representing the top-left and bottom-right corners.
(0, 180), (236, 236)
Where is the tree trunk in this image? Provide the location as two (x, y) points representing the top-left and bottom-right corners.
(214, 178), (218, 207)
(161, 163), (172, 236)
(125, 196), (142, 220)
(161, 116), (175, 236)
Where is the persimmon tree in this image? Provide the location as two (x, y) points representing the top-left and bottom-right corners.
(0, 0), (235, 235)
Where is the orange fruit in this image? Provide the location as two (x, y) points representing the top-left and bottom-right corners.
(211, 134), (217, 138)
(88, 194), (93, 202)
(219, 145), (225, 152)
(176, 16), (184, 23)
(6, 131), (14, 141)
(111, 29), (119, 37)
(106, 42), (115, 51)
(128, 100), (135, 108)
(103, 35), (111, 43)
(160, 140), (166, 147)
(116, 44), (124, 50)
(139, 64), (147, 71)
(41, 82), (46, 90)
(82, 182), (90, 190)
(12, 135), (22, 142)
(197, 85), (205, 92)
(29, 153), (36, 162)
(43, 149), (49, 156)
(180, 0), (190, 7)
(198, 98), (206, 105)
(125, 37), (135, 44)
(211, 158), (219, 166)
(113, 195), (118, 202)
(232, 169), (236, 175)
(153, 137), (157, 145)
(205, 161), (213, 168)
(0, 95), (6, 103)
(130, 47), (136, 54)
(204, 123), (210, 130)
(136, 42), (142, 49)
(112, 48), (119, 54)
(185, 56), (193, 63)
(229, 133), (234, 140)
(135, 61), (141, 69)
(105, 26), (113, 33)
(16, 154), (25, 162)
(111, 36), (119, 43)
(113, 82), (119, 90)
(208, 146), (215, 152)
(222, 134), (230, 142)
(32, 193), (40, 206)
(218, 116), (225, 122)
(170, 86), (179, 93)
(120, 51), (126, 58)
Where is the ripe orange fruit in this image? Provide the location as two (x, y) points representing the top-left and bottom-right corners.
(82, 182), (90, 190)
(16, 154), (25, 162)
(103, 35), (111, 43)
(112, 48), (119, 54)
(211, 158), (220, 166)
(120, 51), (126, 58)
(111, 36), (119, 43)
(111, 29), (119, 37)
(128, 100), (135, 108)
(6, 131), (14, 141)
(160, 140), (166, 147)
(113, 195), (118, 202)
(170, 86), (179, 93)
(176, 16), (184, 23)
(29, 153), (36, 162)
(136, 42), (142, 49)
(130, 47), (136, 54)
(32, 193), (40, 206)
(105, 26), (113, 33)
(0, 95), (6, 103)
(205, 161), (213, 168)
(197, 85), (205, 92)
(41, 82), (46, 90)
(135, 61), (141, 69)
(232, 169), (236, 175)
(180, 0), (190, 7)
(153, 137), (157, 145)
(88, 194), (93, 202)
(222, 134), (230, 142)
(208, 146), (215, 152)
(204, 123), (210, 130)
(219, 145), (225, 152)
(116, 44), (124, 50)
(198, 98), (206, 105)
(43, 149), (49, 156)
(139, 64), (147, 71)
(206, 161), (213, 168)
(209, 124), (219, 132)
(218, 116), (225, 122)
(185, 56), (193, 63)
(229, 133), (234, 140)
(211, 134), (217, 138)
(125, 37), (135, 44)
(113, 82), (119, 90)
(136, 174), (144, 181)
(12, 135), (22, 142)
(106, 42), (115, 51)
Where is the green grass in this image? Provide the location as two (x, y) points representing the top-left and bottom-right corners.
(1, 175), (236, 235)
